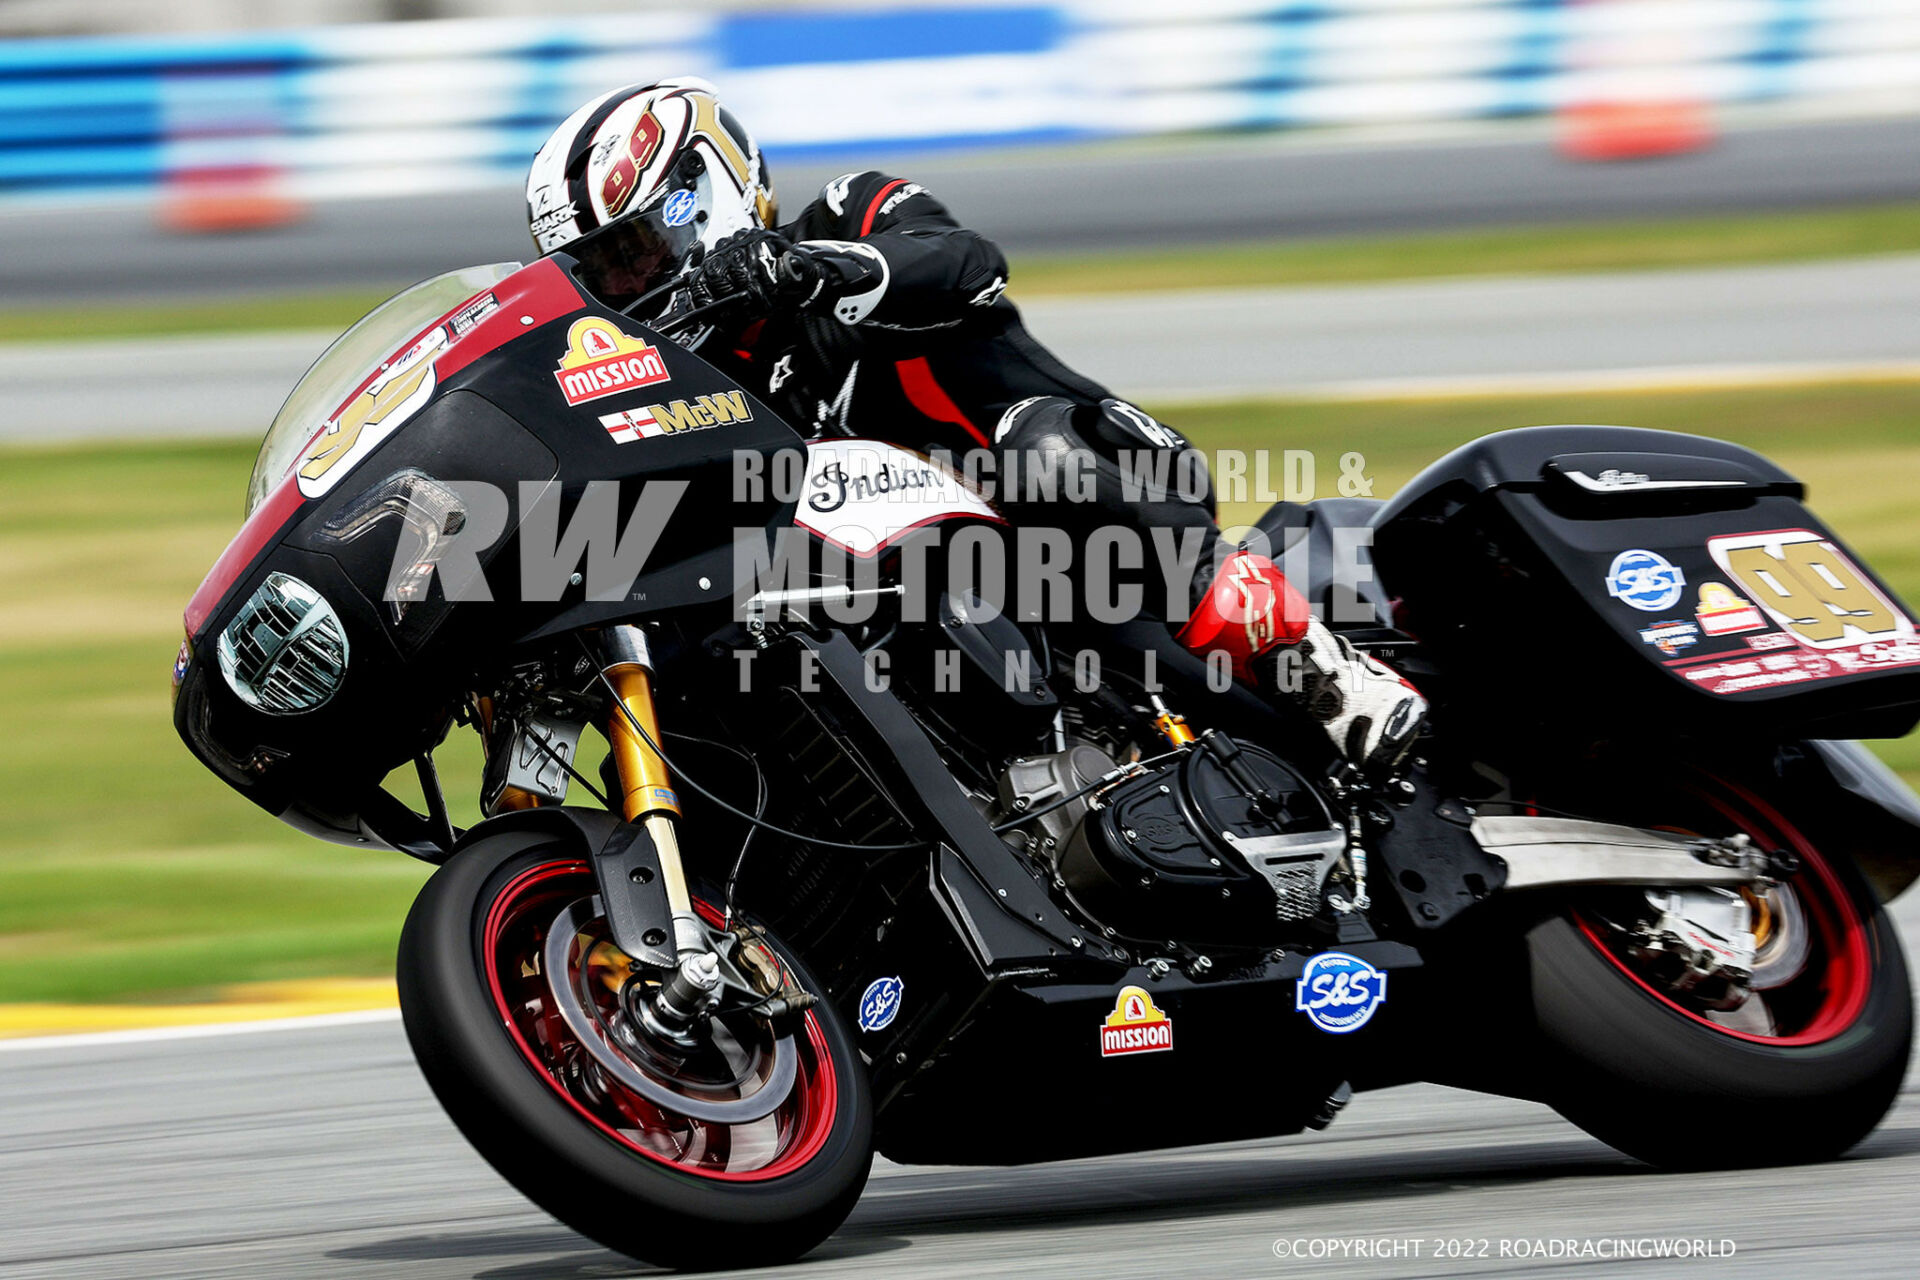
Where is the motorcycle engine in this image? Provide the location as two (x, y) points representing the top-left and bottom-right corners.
(1003, 737), (1346, 945)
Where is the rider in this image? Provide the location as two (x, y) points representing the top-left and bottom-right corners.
(524, 77), (1427, 773)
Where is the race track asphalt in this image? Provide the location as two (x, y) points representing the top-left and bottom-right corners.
(2, 892), (1916, 1280)
(2, 112), (1918, 306)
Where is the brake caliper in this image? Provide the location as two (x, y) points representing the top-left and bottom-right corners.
(1628, 886), (1760, 1010)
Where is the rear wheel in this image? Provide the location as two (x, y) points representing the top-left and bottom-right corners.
(397, 833), (872, 1269)
(1528, 771), (1911, 1169)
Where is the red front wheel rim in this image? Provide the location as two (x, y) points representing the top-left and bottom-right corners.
(481, 859), (840, 1181)
(1574, 777), (1871, 1047)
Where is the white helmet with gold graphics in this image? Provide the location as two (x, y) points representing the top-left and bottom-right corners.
(525, 77), (777, 308)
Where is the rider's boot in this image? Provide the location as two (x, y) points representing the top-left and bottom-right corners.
(1176, 549), (1427, 774)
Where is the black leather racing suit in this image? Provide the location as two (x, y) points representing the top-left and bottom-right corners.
(705, 169), (1220, 602)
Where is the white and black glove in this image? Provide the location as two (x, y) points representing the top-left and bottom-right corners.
(1290, 617), (1428, 774)
(687, 229), (795, 314)
(778, 241), (889, 325)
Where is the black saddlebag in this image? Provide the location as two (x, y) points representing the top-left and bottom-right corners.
(1371, 426), (1920, 741)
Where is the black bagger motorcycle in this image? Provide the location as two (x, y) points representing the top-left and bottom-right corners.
(176, 257), (1919, 1269)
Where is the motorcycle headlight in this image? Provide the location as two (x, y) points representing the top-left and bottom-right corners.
(216, 572), (350, 714)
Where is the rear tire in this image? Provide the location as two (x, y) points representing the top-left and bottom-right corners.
(397, 833), (873, 1269)
(1528, 773), (1911, 1170)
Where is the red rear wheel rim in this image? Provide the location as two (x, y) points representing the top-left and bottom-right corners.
(1574, 777), (1869, 1046)
(481, 859), (839, 1181)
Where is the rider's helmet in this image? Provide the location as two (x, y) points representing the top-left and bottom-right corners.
(525, 77), (777, 309)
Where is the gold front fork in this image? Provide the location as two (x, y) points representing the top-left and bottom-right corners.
(598, 625), (706, 957)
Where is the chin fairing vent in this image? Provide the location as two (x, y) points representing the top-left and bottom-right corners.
(217, 572), (350, 714)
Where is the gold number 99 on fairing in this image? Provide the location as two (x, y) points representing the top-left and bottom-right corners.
(1711, 531), (1907, 646)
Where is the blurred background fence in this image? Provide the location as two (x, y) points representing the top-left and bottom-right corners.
(3, 0), (1918, 206)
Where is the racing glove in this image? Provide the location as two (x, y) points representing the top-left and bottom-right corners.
(776, 241), (889, 326)
(687, 229), (794, 314)
(689, 232), (890, 327)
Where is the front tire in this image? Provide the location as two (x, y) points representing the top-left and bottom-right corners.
(1529, 773), (1911, 1170)
(397, 833), (873, 1269)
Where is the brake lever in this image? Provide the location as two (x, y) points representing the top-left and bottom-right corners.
(618, 273), (691, 319)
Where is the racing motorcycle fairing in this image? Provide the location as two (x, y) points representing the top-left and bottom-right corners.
(176, 255), (799, 856)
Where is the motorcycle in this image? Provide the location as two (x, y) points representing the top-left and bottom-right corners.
(176, 255), (1919, 1269)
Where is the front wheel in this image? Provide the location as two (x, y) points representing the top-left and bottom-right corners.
(397, 834), (873, 1269)
(1529, 771), (1912, 1170)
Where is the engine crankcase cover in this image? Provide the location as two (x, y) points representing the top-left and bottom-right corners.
(1060, 739), (1336, 945)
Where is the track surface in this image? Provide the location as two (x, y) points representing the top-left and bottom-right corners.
(8, 252), (1920, 440)
(3, 113), (1919, 306)
(2, 893), (1917, 1280)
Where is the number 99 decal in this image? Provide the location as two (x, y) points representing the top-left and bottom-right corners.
(600, 112), (665, 219)
(1708, 530), (1913, 649)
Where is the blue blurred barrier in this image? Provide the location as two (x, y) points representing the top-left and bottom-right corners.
(2, 0), (1917, 203)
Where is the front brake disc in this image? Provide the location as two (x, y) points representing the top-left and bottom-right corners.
(543, 897), (797, 1124)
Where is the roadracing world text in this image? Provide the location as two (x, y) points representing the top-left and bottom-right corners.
(1270, 1237), (1738, 1260)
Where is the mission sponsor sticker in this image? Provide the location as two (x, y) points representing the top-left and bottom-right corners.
(1099, 985), (1173, 1058)
(553, 317), (670, 406)
(1694, 581), (1765, 636)
(598, 390), (753, 443)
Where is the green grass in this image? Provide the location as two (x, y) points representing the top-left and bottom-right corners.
(1016, 201), (1920, 296)
(0, 441), (431, 1002)
(2, 378), (1918, 1002)
(0, 290), (391, 344)
(5, 202), (1920, 342)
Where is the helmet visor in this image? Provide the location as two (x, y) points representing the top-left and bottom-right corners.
(569, 166), (712, 310)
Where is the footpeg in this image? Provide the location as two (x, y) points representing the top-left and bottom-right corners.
(1307, 1081), (1353, 1130)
